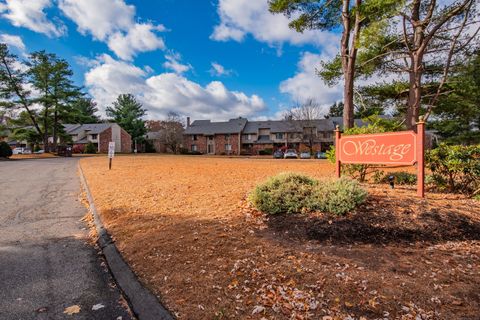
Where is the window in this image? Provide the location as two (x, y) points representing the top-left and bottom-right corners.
(191, 144), (197, 151)
(248, 134), (252, 140)
(225, 134), (231, 139)
(225, 144), (232, 151)
(193, 135), (198, 141)
(90, 134), (98, 140)
(275, 133), (284, 139)
(208, 136), (214, 141)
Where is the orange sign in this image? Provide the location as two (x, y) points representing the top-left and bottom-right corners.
(338, 131), (417, 165)
(334, 121), (426, 198)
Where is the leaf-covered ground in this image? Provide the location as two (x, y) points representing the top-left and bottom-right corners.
(80, 155), (480, 319)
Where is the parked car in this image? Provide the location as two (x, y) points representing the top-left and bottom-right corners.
(12, 147), (24, 155)
(34, 149), (45, 154)
(22, 148), (32, 154)
(284, 149), (298, 159)
(315, 151), (327, 159)
(300, 151), (311, 159)
(273, 150), (284, 159)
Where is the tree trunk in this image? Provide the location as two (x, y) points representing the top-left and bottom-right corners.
(343, 70), (355, 129)
(43, 106), (49, 152)
(406, 61), (422, 130)
(52, 108), (58, 151)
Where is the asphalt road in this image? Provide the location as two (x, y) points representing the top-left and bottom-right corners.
(0, 158), (132, 320)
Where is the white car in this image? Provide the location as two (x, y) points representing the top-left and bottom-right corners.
(284, 149), (298, 159)
(12, 147), (24, 155)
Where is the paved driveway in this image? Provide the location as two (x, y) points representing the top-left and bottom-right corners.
(0, 158), (132, 320)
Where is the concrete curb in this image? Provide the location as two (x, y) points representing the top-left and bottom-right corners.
(78, 163), (174, 320)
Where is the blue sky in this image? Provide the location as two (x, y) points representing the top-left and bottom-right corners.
(0, 0), (342, 121)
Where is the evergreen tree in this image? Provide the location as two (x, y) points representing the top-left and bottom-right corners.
(106, 94), (147, 147)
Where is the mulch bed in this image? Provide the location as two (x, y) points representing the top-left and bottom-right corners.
(80, 155), (480, 320)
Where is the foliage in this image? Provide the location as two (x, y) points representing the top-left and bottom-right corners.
(68, 98), (100, 124)
(249, 173), (367, 216)
(0, 141), (12, 158)
(426, 144), (480, 195)
(429, 52), (480, 145)
(259, 148), (273, 155)
(145, 140), (156, 153)
(325, 101), (343, 118)
(380, 171), (417, 185)
(249, 173), (319, 215)
(311, 177), (368, 216)
(106, 94), (147, 145)
(84, 142), (96, 154)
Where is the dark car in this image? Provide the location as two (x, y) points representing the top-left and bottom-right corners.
(273, 150), (284, 159)
(315, 151), (327, 159)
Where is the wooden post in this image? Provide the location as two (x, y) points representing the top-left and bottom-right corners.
(109, 158), (112, 170)
(416, 117), (425, 198)
(334, 125), (341, 178)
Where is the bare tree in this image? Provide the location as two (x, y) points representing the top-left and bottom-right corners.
(146, 112), (184, 153)
(284, 99), (322, 154)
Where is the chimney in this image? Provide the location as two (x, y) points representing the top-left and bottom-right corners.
(187, 117), (190, 127)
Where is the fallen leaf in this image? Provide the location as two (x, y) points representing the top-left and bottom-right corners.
(92, 303), (105, 311)
(63, 305), (81, 315)
(252, 305), (265, 315)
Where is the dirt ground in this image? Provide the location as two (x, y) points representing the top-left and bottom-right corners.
(80, 155), (480, 320)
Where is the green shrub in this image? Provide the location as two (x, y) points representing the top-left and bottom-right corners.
(258, 148), (273, 155)
(249, 173), (318, 214)
(84, 142), (97, 154)
(311, 177), (368, 215)
(381, 171), (417, 185)
(426, 143), (480, 195)
(0, 141), (12, 158)
(249, 173), (367, 216)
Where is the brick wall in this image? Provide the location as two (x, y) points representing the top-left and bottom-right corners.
(184, 134), (207, 153)
(120, 127), (132, 153)
(98, 127), (112, 153)
(250, 143), (274, 155)
(214, 133), (240, 155)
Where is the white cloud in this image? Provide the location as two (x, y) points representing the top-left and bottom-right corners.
(211, 0), (338, 51)
(59, 0), (165, 60)
(84, 55), (266, 121)
(162, 52), (192, 74)
(0, 0), (65, 37)
(0, 33), (25, 51)
(209, 62), (233, 77)
(279, 52), (343, 113)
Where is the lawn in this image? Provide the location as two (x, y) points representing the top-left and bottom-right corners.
(80, 155), (480, 319)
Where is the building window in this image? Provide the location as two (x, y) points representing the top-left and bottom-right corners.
(275, 133), (284, 139)
(225, 134), (231, 139)
(193, 135), (197, 141)
(208, 136), (214, 141)
(191, 144), (197, 151)
(90, 134), (98, 140)
(225, 144), (232, 151)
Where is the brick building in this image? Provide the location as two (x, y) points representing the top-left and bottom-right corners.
(184, 117), (337, 155)
(63, 123), (132, 153)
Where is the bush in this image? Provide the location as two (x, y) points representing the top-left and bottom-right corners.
(72, 144), (85, 154)
(311, 177), (368, 215)
(84, 142), (97, 154)
(426, 143), (480, 195)
(258, 148), (273, 155)
(380, 171), (417, 185)
(249, 173), (318, 214)
(249, 173), (367, 216)
(145, 140), (156, 153)
(0, 141), (12, 158)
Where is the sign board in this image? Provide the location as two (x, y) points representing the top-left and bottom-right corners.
(108, 142), (115, 159)
(335, 119), (425, 198)
(338, 131), (417, 165)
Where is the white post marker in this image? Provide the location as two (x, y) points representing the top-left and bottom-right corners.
(108, 141), (115, 170)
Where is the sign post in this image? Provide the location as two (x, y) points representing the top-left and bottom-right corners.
(335, 122), (425, 198)
(416, 117), (425, 198)
(108, 141), (115, 170)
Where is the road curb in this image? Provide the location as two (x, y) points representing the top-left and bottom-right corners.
(78, 163), (174, 320)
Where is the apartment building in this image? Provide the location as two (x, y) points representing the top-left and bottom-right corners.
(63, 123), (132, 153)
(184, 117), (337, 155)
